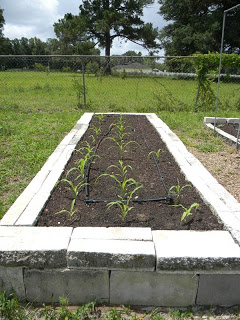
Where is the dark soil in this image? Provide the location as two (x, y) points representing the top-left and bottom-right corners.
(217, 123), (240, 138)
(37, 115), (223, 230)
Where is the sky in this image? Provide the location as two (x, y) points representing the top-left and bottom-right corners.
(0, 0), (168, 55)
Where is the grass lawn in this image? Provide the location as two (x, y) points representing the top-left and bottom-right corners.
(0, 71), (239, 218)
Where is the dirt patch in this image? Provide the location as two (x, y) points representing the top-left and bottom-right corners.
(188, 145), (240, 203)
(217, 122), (240, 138)
(37, 114), (223, 230)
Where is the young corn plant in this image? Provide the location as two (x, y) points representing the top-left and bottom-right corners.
(168, 179), (191, 200)
(148, 148), (165, 160)
(96, 160), (142, 220)
(108, 115), (138, 159)
(106, 186), (142, 221)
(172, 202), (200, 223)
(55, 177), (86, 218)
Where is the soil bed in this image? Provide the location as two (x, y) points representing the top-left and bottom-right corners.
(37, 115), (223, 230)
(217, 123), (239, 138)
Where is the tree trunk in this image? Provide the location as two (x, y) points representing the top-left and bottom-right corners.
(104, 31), (111, 74)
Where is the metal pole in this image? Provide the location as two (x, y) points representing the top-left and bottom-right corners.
(214, 4), (240, 131)
(82, 57), (86, 106)
(214, 11), (226, 130)
(237, 121), (240, 150)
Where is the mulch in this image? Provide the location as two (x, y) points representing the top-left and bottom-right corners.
(37, 114), (223, 230)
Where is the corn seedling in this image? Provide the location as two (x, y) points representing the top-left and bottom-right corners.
(56, 198), (77, 218)
(172, 202), (200, 222)
(168, 179), (191, 199)
(97, 160), (142, 199)
(55, 178), (86, 218)
(90, 124), (102, 137)
(108, 116), (139, 159)
(96, 160), (142, 220)
(106, 186), (142, 221)
(96, 113), (104, 125)
(148, 148), (165, 160)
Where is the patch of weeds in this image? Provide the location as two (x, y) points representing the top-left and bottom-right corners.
(0, 291), (27, 320)
(168, 307), (194, 320)
(197, 141), (221, 153)
(72, 75), (85, 108)
(14, 86), (25, 93)
(0, 122), (11, 136)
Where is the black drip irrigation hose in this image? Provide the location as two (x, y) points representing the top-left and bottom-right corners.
(84, 116), (173, 204)
(84, 124), (113, 201)
(136, 117), (170, 197)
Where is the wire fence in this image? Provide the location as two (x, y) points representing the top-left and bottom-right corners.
(0, 55), (239, 113)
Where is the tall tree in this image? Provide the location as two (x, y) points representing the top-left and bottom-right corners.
(54, 1), (159, 57)
(158, 0), (240, 56)
(0, 8), (11, 54)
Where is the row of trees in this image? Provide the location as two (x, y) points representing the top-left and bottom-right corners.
(1, 1), (240, 57)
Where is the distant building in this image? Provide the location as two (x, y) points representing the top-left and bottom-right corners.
(112, 62), (152, 75)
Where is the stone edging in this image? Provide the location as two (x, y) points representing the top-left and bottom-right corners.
(204, 117), (240, 147)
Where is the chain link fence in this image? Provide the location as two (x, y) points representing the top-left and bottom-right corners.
(0, 55), (239, 113)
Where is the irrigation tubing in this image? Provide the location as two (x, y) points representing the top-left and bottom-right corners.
(84, 124), (113, 200)
(84, 116), (172, 204)
(136, 117), (170, 197)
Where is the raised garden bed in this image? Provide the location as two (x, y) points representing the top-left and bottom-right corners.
(1, 113), (240, 307)
(38, 114), (223, 230)
(204, 117), (240, 147)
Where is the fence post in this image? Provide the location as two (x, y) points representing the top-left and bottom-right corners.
(82, 57), (86, 106)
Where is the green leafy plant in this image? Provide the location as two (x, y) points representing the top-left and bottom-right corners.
(148, 148), (165, 159)
(173, 202), (200, 222)
(168, 179), (191, 199)
(55, 178), (86, 218)
(96, 160), (142, 220)
(108, 115), (139, 159)
(72, 75), (84, 108)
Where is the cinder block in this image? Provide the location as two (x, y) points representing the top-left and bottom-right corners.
(197, 274), (240, 305)
(227, 118), (240, 124)
(203, 117), (227, 124)
(71, 227), (153, 241)
(0, 227), (72, 268)
(0, 267), (25, 301)
(24, 268), (109, 304)
(110, 271), (198, 306)
(76, 112), (94, 125)
(70, 125), (89, 145)
(153, 230), (240, 271)
(67, 239), (155, 270)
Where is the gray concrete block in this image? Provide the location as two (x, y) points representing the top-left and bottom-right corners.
(0, 267), (25, 301)
(110, 271), (198, 306)
(24, 268), (109, 304)
(67, 239), (155, 270)
(197, 274), (240, 305)
(153, 231), (240, 271)
(76, 112), (94, 125)
(227, 118), (240, 124)
(71, 227), (153, 241)
(204, 117), (227, 124)
(15, 191), (51, 226)
(0, 227), (72, 268)
(70, 125), (89, 145)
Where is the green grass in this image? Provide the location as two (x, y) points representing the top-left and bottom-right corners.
(0, 71), (239, 218)
(1, 290), (240, 320)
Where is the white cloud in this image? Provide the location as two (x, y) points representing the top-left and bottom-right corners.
(1, 0), (167, 54)
(3, 24), (35, 40)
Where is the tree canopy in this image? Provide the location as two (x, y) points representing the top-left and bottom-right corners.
(158, 0), (240, 56)
(54, 0), (159, 56)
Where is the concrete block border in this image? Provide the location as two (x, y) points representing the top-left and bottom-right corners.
(204, 117), (240, 147)
(1, 113), (240, 306)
